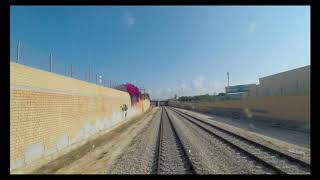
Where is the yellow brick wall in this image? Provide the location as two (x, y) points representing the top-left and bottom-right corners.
(169, 94), (310, 123)
(10, 62), (129, 99)
(10, 62), (150, 172)
(207, 95), (310, 122)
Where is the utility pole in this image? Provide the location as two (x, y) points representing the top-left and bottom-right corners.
(49, 53), (52, 72)
(227, 72), (230, 87)
(16, 41), (21, 63)
(70, 64), (73, 77)
(88, 70), (90, 82)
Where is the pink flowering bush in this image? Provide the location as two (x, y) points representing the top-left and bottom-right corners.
(122, 83), (142, 103)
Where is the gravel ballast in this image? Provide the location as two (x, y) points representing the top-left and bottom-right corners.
(166, 107), (272, 174)
(106, 107), (309, 174)
(157, 108), (194, 174)
(171, 109), (309, 174)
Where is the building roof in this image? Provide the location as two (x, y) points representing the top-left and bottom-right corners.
(260, 65), (310, 81)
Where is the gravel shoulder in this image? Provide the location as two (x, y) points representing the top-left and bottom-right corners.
(107, 108), (162, 174)
(31, 107), (159, 174)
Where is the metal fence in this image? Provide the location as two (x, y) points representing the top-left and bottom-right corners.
(10, 41), (126, 91)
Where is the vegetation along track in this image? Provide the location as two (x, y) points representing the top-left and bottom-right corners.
(155, 107), (196, 174)
(168, 107), (310, 174)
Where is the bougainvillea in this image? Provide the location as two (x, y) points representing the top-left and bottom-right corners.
(122, 83), (142, 102)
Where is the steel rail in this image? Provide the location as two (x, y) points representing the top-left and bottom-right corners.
(156, 107), (164, 174)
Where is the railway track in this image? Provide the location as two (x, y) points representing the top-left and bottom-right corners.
(168, 107), (310, 174)
(155, 107), (196, 174)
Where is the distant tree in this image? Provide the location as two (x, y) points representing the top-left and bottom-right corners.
(174, 94), (178, 100)
(176, 93), (231, 102)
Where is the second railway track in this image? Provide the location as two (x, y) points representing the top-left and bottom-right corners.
(168, 107), (310, 174)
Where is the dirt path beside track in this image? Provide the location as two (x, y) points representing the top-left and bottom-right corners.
(30, 107), (159, 174)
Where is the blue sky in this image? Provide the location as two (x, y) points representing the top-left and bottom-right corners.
(10, 6), (310, 100)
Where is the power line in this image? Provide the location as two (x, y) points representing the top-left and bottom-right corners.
(227, 72), (229, 87)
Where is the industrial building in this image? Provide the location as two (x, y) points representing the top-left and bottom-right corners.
(226, 65), (310, 99)
(248, 65), (310, 97)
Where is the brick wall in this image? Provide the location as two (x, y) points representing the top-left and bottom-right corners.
(10, 62), (150, 172)
(169, 94), (310, 131)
